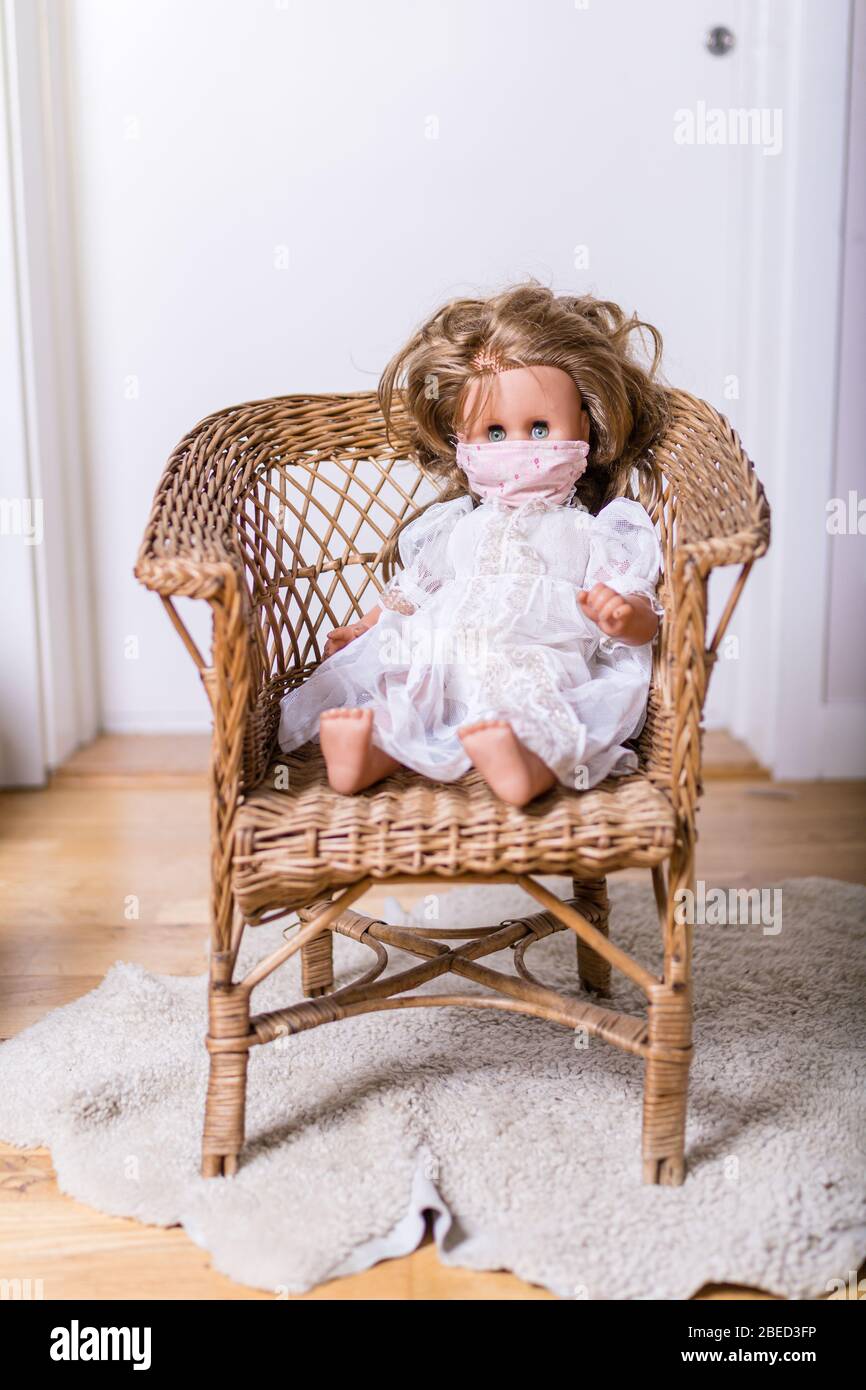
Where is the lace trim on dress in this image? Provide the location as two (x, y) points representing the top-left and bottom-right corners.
(380, 588), (416, 615)
(447, 499), (590, 781)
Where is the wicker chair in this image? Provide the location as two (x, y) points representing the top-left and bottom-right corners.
(135, 389), (769, 1184)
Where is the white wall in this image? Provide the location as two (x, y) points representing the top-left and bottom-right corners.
(29, 0), (862, 775)
(63, 0), (754, 733)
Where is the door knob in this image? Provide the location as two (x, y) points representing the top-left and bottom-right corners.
(705, 25), (736, 56)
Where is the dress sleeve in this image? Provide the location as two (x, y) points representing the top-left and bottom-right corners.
(380, 495), (473, 613)
(584, 498), (664, 618)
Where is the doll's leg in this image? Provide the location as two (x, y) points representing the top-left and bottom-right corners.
(319, 709), (402, 793)
(458, 719), (556, 807)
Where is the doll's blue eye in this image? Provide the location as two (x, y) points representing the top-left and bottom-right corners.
(530, 421), (549, 439)
(487, 425), (506, 442)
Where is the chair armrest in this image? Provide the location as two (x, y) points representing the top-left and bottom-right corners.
(637, 394), (770, 832)
(135, 406), (278, 954)
(652, 390), (771, 576)
(134, 404), (258, 600)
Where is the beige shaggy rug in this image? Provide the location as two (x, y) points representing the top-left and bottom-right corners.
(0, 876), (864, 1299)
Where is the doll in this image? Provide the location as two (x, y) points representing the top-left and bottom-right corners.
(277, 284), (669, 807)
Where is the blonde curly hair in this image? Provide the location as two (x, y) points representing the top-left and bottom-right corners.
(378, 282), (669, 557)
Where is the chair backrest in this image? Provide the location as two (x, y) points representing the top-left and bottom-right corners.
(235, 394), (426, 694)
(234, 392), (674, 673)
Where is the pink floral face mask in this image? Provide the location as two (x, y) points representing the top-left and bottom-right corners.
(455, 438), (590, 508)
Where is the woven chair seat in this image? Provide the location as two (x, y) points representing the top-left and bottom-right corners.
(232, 741), (677, 921)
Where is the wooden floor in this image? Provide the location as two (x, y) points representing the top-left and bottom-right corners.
(1, 733), (864, 1301)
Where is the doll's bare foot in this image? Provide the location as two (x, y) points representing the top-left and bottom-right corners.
(319, 709), (401, 793)
(458, 719), (557, 807)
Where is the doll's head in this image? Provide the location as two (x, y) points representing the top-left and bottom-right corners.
(379, 282), (669, 516)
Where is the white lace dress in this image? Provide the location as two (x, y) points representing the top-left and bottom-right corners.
(277, 494), (664, 789)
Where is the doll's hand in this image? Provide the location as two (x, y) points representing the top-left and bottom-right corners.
(578, 585), (659, 645)
(323, 623), (366, 659)
(323, 606), (382, 660)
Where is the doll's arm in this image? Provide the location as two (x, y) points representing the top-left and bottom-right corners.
(581, 499), (663, 646)
(577, 585), (659, 645)
(323, 605), (382, 659)
(323, 496), (471, 658)
(379, 495), (473, 617)
(322, 536), (436, 656)
(324, 581), (420, 659)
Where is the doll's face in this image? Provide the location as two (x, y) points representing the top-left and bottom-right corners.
(458, 365), (590, 445)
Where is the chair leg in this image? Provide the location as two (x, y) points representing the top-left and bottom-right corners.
(298, 900), (335, 997)
(571, 876), (611, 996)
(642, 856), (694, 1185)
(641, 982), (692, 1185)
(201, 950), (251, 1177)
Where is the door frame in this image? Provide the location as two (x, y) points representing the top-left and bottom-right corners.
(728, 0), (864, 777)
(0, 0), (97, 786)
